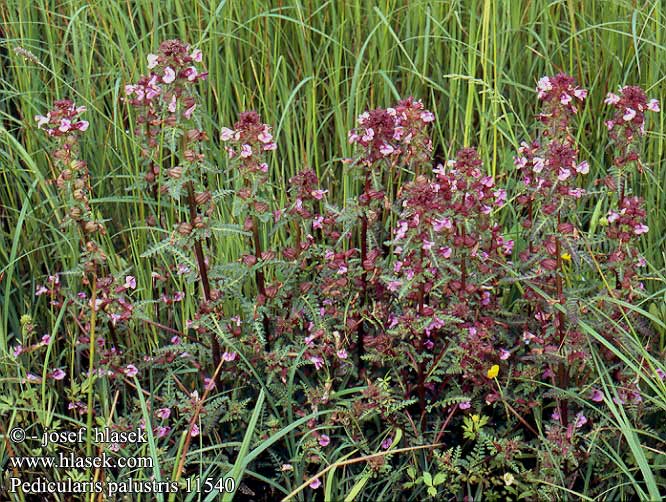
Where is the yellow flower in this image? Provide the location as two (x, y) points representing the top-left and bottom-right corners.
(487, 364), (499, 379)
(561, 252), (572, 262)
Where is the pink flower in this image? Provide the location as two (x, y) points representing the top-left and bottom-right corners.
(459, 401), (471, 410)
(311, 189), (328, 200)
(50, 368), (66, 380)
(381, 437), (393, 449)
(124, 275), (137, 290)
(240, 144), (253, 158)
(190, 48), (203, 62)
(171, 335), (181, 345)
(336, 349), (348, 359)
(318, 434), (330, 447)
(573, 88), (587, 100)
(309, 478), (321, 490)
(387, 280), (401, 292)
(575, 412), (588, 428)
(258, 130), (273, 143)
(656, 368), (666, 380)
(222, 351), (237, 362)
(168, 95), (177, 113)
(147, 54), (159, 69)
(263, 142), (277, 151)
(190, 423), (200, 437)
(605, 92), (620, 105)
(432, 217), (452, 232)
(576, 161), (589, 174)
(560, 93), (572, 105)
(184, 66), (198, 81)
(220, 127), (235, 141)
(438, 246), (452, 259)
(124, 364), (138, 378)
(310, 355), (324, 370)
(422, 239), (434, 251)
(183, 103), (196, 119)
(78, 120), (89, 132)
(58, 118), (71, 132)
(156, 408), (171, 420)
(499, 348), (510, 360)
(536, 76), (552, 98)
(590, 389), (604, 402)
(379, 143), (395, 155)
(623, 108), (636, 121)
(633, 224), (649, 235)
(35, 114), (50, 128)
(162, 66), (176, 84)
(156, 426), (170, 438)
(532, 157), (545, 173)
(12, 345), (23, 357)
(420, 111), (435, 122)
(647, 99), (660, 112)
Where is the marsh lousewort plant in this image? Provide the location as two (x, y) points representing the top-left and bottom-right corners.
(15, 39), (664, 499)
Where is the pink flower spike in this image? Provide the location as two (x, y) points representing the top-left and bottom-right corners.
(50, 368), (66, 380)
(318, 434), (330, 447)
(147, 54), (159, 69)
(162, 66), (176, 84)
(647, 99), (660, 112)
(623, 107), (636, 121)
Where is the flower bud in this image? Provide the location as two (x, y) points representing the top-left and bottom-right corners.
(167, 166), (183, 179)
(178, 222), (193, 235)
(194, 191), (211, 205)
(69, 207), (82, 220)
(73, 189), (86, 201)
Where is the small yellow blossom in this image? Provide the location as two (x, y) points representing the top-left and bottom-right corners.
(487, 364), (499, 379)
(561, 252), (572, 262)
